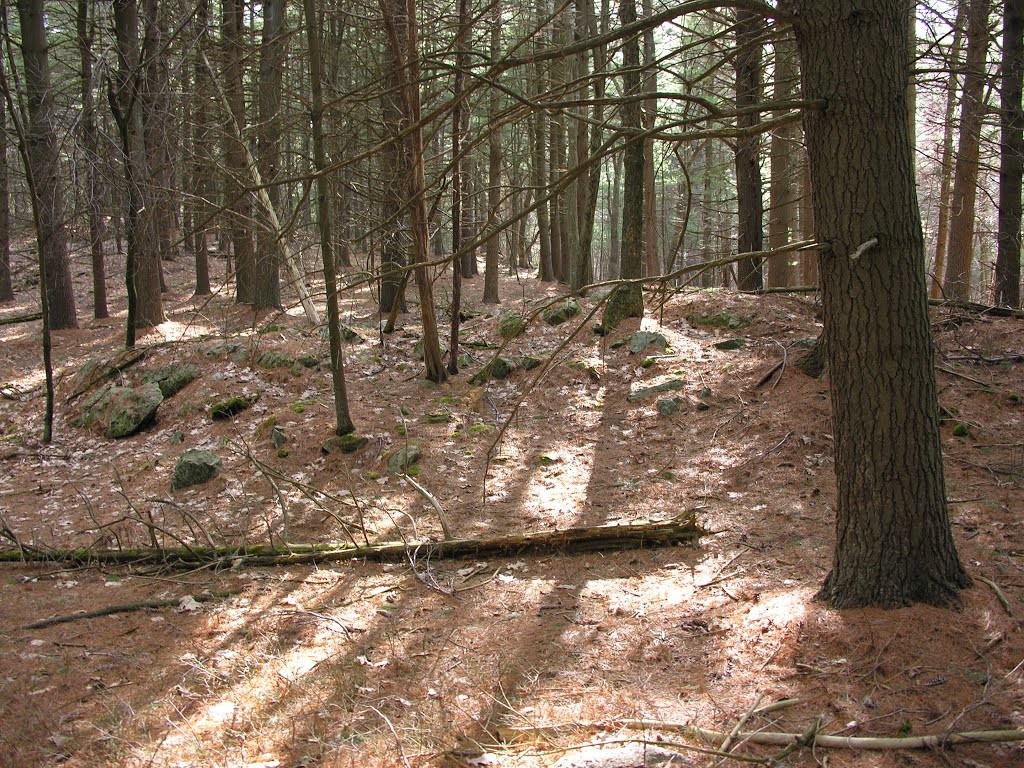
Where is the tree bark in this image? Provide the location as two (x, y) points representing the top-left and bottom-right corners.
(996, 0), (1024, 308)
(255, 0), (286, 310)
(0, 91), (11, 302)
(17, 0), (78, 330)
(734, 7), (765, 291)
(942, 0), (992, 301)
(642, 0), (659, 278)
(787, 0), (970, 607)
(77, 0), (108, 318)
(190, 0), (213, 297)
(929, 0), (965, 298)
(766, 27), (797, 288)
(304, 0), (355, 435)
(483, 0), (502, 304)
(222, 0), (255, 305)
(602, 0), (645, 330)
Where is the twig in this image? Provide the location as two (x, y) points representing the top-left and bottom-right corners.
(936, 363), (990, 387)
(402, 473), (453, 540)
(978, 575), (1014, 617)
(719, 694), (764, 756)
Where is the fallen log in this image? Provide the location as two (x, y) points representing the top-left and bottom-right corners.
(0, 513), (703, 569)
(0, 312), (42, 326)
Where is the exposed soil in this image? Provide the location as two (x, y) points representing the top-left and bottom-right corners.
(1, 241), (1022, 768)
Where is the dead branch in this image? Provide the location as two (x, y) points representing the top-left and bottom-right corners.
(0, 514), (703, 569)
(0, 312), (42, 326)
(22, 591), (236, 630)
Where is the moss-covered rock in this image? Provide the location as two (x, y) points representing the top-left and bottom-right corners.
(172, 449), (221, 490)
(656, 398), (682, 416)
(543, 298), (582, 326)
(205, 340), (243, 357)
(518, 355), (544, 371)
(471, 356), (516, 383)
(713, 338), (746, 351)
(425, 410), (453, 424)
(387, 444), (421, 473)
(257, 349), (295, 369)
(628, 331), (667, 355)
(626, 378), (685, 402)
(140, 363), (199, 398)
(104, 383), (164, 439)
(210, 393), (259, 420)
(498, 313), (527, 339)
(686, 310), (751, 330)
(297, 353), (320, 369)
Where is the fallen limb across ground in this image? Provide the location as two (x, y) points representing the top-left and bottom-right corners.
(493, 717), (1024, 754)
(0, 513), (703, 568)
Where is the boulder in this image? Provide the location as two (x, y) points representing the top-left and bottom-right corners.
(387, 444), (421, 473)
(498, 313), (526, 340)
(543, 298), (581, 326)
(210, 393), (259, 420)
(471, 356), (515, 383)
(140, 363), (198, 398)
(322, 433), (368, 455)
(172, 449), (221, 490)
(104, 383), (164, 439)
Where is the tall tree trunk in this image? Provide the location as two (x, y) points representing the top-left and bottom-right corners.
(734, 7), (765, 291)
(378, 0), (409, 314)
(222, 0), (255, 304)
(602, 0), (644, 330)
(17, 0), (77, 330)
(381, 0), (447, 383)
(642, 0), (658, 277)
(142, 0), (175, 291)
(190, 0), (212, 296)
(608, 150), (621, 279)
(996, 0), (1024, 308)
(788, 0), (969, 608)
(483, 0), (501, 304)
(532, 10), (554, 283)
(77, 0), (108, 318)
(303, 0), (355, 436)
(449, 0), (469, 374)
(766, 27), (797, 288)
(0, 92), (12, 302)
(929, 0), (965, 298)
(942, 0), (992, 301)
(255, 0), (286, 310)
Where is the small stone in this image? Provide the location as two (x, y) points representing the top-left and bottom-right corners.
(714, 338), (746, 351)
(172, 450), (221, 490)
(656, 398), (680, 416)
(270, 425), (287, 449)
(696, 401), (711, 411)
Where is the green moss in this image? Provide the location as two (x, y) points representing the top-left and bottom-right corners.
(436, 396), (460, 405)
(498, 313), (527, 340)
(290, 401), (306, 414)
(1009, 393), (1021, 404)
(277, 448), (289, 458)
(641, 356), (655, 368)
(953, 423), (970, 437)
(468, 423), (496, 436)
(405, 464), (422, 478)
(395, 423), (408, 437)
(364, 471), (381, 481)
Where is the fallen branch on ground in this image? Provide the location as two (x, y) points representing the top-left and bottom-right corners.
(493, 717), (1024, 753)
(0, 514), (703, 569)
(22, 591), (237, 630)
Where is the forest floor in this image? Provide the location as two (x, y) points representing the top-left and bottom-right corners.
(0, 241), (1023, 768)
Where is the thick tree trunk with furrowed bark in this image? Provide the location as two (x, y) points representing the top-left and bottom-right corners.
(787, 0), (970, 608)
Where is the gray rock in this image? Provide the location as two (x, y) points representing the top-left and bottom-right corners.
(141, 363), (199, 398)
(172, 449), (221, 490)
(104, 383), (164, 439)
(627, 378), (685, 402)
(628, 331), (668, 355)
(656, 397), (681, 416)
(387, 444), (421, 473)
(471, 356), (516, 383)
(542, 298), (582, 326)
